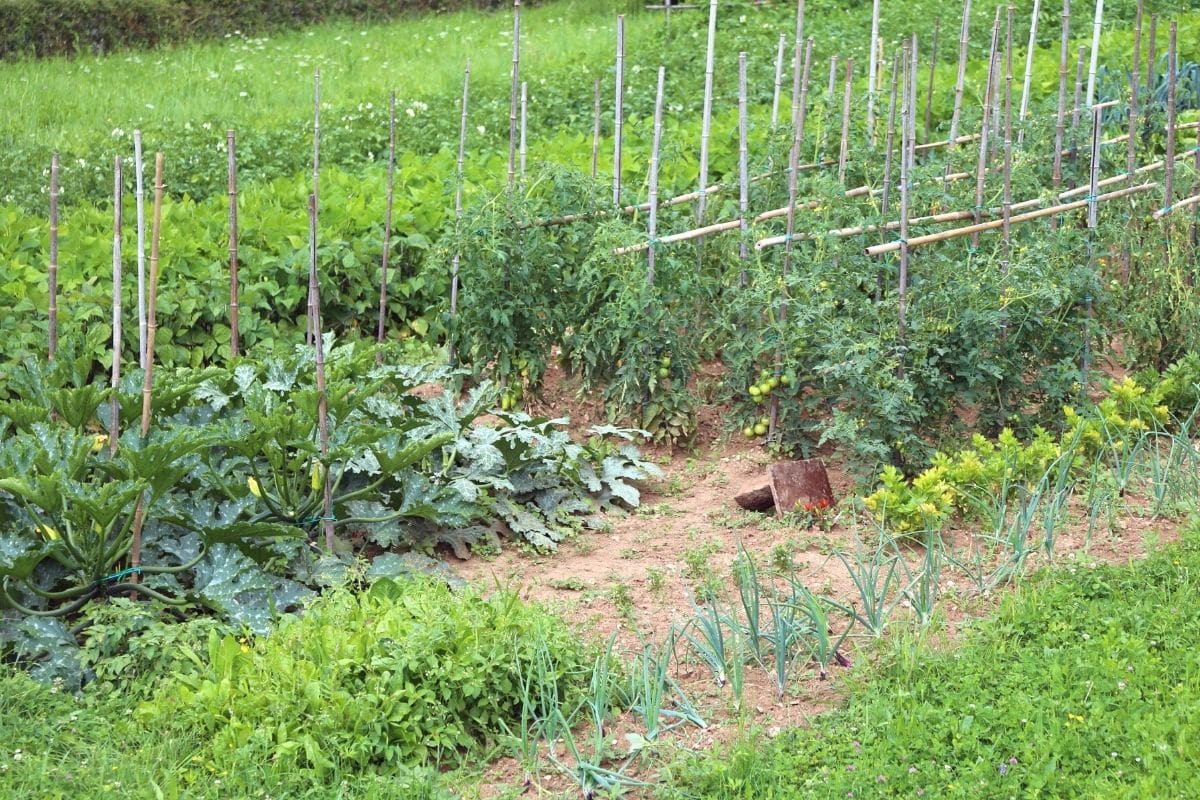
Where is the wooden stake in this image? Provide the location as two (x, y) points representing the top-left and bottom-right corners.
(1085, 0), (1104, 108)
(129, 152), (164, 588)
(738, 51), (750, 286)
(133, 130), (147, 370)
(838, 59), (853, 184)
(227, 130), (240, 358)
(48, 154), (59, 361)
(307, 70), (321, 345)
(613, 14), (625, 206)
(110, 156), (122, 456)
(696, 0), (718, 227)
(449, 61), (470, 364)
(648, 66), (666, 286)
(1164, 22), (1177, 210)
(949, 0), (972, 144)
(377, 92), (397, 361)
(771, 33), (786, 129)
(827, 55), (838, 99)
(923, 19), (940, 144)
(591, 78), (601, 178)
(867, 0), (881, 145)
(508, 0), (521, 191)
(1051, 0), (1070, 195)
(1017, 0), (1042, 147)
(1083, 103), (1102, 384)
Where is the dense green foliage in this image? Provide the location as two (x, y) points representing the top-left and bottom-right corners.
(660, 527), (1200, 799)
(0, 577), (597, 798)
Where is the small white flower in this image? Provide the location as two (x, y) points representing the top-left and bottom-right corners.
(239, 91), (248, 98)
(405, 107), (415, 117)
(476, 125), (486, 135)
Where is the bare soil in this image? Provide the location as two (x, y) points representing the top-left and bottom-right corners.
(447, 368), (1185, 799)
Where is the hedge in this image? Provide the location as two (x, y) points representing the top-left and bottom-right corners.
(0, 0), (538, 60)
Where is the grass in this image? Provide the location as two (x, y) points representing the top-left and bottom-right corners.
(0, 0), (644, 151)
(658, 524), (1200, 799)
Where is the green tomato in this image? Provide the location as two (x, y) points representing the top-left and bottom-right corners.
(780, 374), (793, 387)
(753, 423), (768, 436)
(748, 385), (761, 397)
(743, 426), (756, 439)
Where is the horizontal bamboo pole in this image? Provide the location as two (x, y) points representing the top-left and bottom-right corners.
(914, 132), (980, 152)
(1153, 192), (1200, 219)
(1058, 151), (1191, 200)
(865, 181), (1157, 255)
(1102, 120), (1200, 147)
(613, 218), (744, 255)
(756, 196), (1044, 249)
(753, 171), (975, 223)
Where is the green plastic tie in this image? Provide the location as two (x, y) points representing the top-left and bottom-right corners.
(101, 567), (142, 584)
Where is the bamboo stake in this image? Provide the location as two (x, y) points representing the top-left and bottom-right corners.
(1017, 0), (1041, 146)
(110, 156), (122, 457)
(837, 59), (853, 184)
(738, 51), (750, 286)
(449, 60), (470, 364)
(1146, 15), (1157, 90)
(771, 33), (786, 129)
(972, 51), (998, 248)
(508, 0), (521, 191)
(1084, 0), (1103, 108)
(949, 0), (972, 144)
(306, 192), (334, 552)
(519, 81), (528, 178)
(827, 55), (838, 99)
(867, 0), (881, 146)
(613, 15), (625, 206)
(877, 52), (901, 300)
(1122, 0), (1142, 283)
(696, 0), (718, 227)
(129, 152), (163, 589)
(376, 92), (397, 362)
(923, 19), (940, 144)
(983, 7), (1002, 146)
(1164, 22), (1177, 210)
(1083, 103), (1102, 385)
(1051, 0), (1070, 196)
(307, 71), (321, 346)
(1069, 45), (1085, 174)
(48, 154), (59, 361)
(783, 38), (814, 275)
(865, 182), (1157, 254)
(227, 130), (240, 359)
(591, 78), (601, 178)
(898, 38), (913, 346)
(648, 66), (666, 286)
(1002, 3), (1014, 269)
(133, 130), (147, 370)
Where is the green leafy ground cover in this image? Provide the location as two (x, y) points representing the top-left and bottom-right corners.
(659, 525), (1200, 800)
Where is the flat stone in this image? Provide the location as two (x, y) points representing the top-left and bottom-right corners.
(733, 459), (835, 515)
(768, 459), (835, 515)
